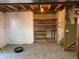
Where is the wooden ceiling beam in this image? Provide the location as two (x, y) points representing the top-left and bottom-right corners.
(20, 5), (26, 10)
(0, 5), (12, 11)
(56, 4), (63, 9)
(48, 5), (51, 10)
(0, 4), (64, 12)
(46, 4), (51, 11)
(6, 5), (18, 11)
(30, 5), (35, 11)
(55, 4), (66, 11)
(0, 8), (6, 12)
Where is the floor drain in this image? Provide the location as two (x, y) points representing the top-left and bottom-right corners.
(14, 47), (23, 53)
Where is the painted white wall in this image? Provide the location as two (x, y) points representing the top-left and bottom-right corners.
(57, 8), (66, 44)
(5, 12), (34, 44)
(0, 12), (6, 48)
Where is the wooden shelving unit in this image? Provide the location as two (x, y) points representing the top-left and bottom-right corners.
(34, 19), (57, 42)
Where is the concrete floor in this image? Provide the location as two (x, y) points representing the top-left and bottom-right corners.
(0, 43), (76, 59)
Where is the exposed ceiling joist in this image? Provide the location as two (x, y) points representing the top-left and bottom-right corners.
(20, 5), (26, 10)
(0, 3), (67, 13)
(55, 4), (65, 11)
(30, 5), (35, 11)
(0, 5), (12, 11)
(7, 5), (18, 11)
(48, 5), (51, 10)
(56, 4), (63, 9)
(0, 8), (6, 12)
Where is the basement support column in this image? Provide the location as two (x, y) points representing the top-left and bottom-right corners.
(77, 18), (79, 59)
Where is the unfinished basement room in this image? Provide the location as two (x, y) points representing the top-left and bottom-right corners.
(0, 0), (78, 59)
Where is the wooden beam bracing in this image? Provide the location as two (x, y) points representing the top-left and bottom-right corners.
(0, 3), (66, 12)
(30, 5), (35, 11)
(20, 5), (26, 10)
(0, 5), (12, 11)
(7, 5), (18, 11)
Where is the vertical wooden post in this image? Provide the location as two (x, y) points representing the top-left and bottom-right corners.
(77, 18), (79, 59)
(64, 19), (67, 50)
(63, 7), (67, 50)
(77, 30), (79, 59)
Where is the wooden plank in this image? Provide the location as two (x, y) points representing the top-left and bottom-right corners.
(0, 5), (12, 11)
(7, 5), (18, 11)
(0, 7), (6, 12)
(56, 4), (63, 9)
(30, 5), (35, 11)
(0, 2), (78, 5)
(20, 5), (26, 10)
(77, 19), (79, 59)
(64, 20), (67, 50)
